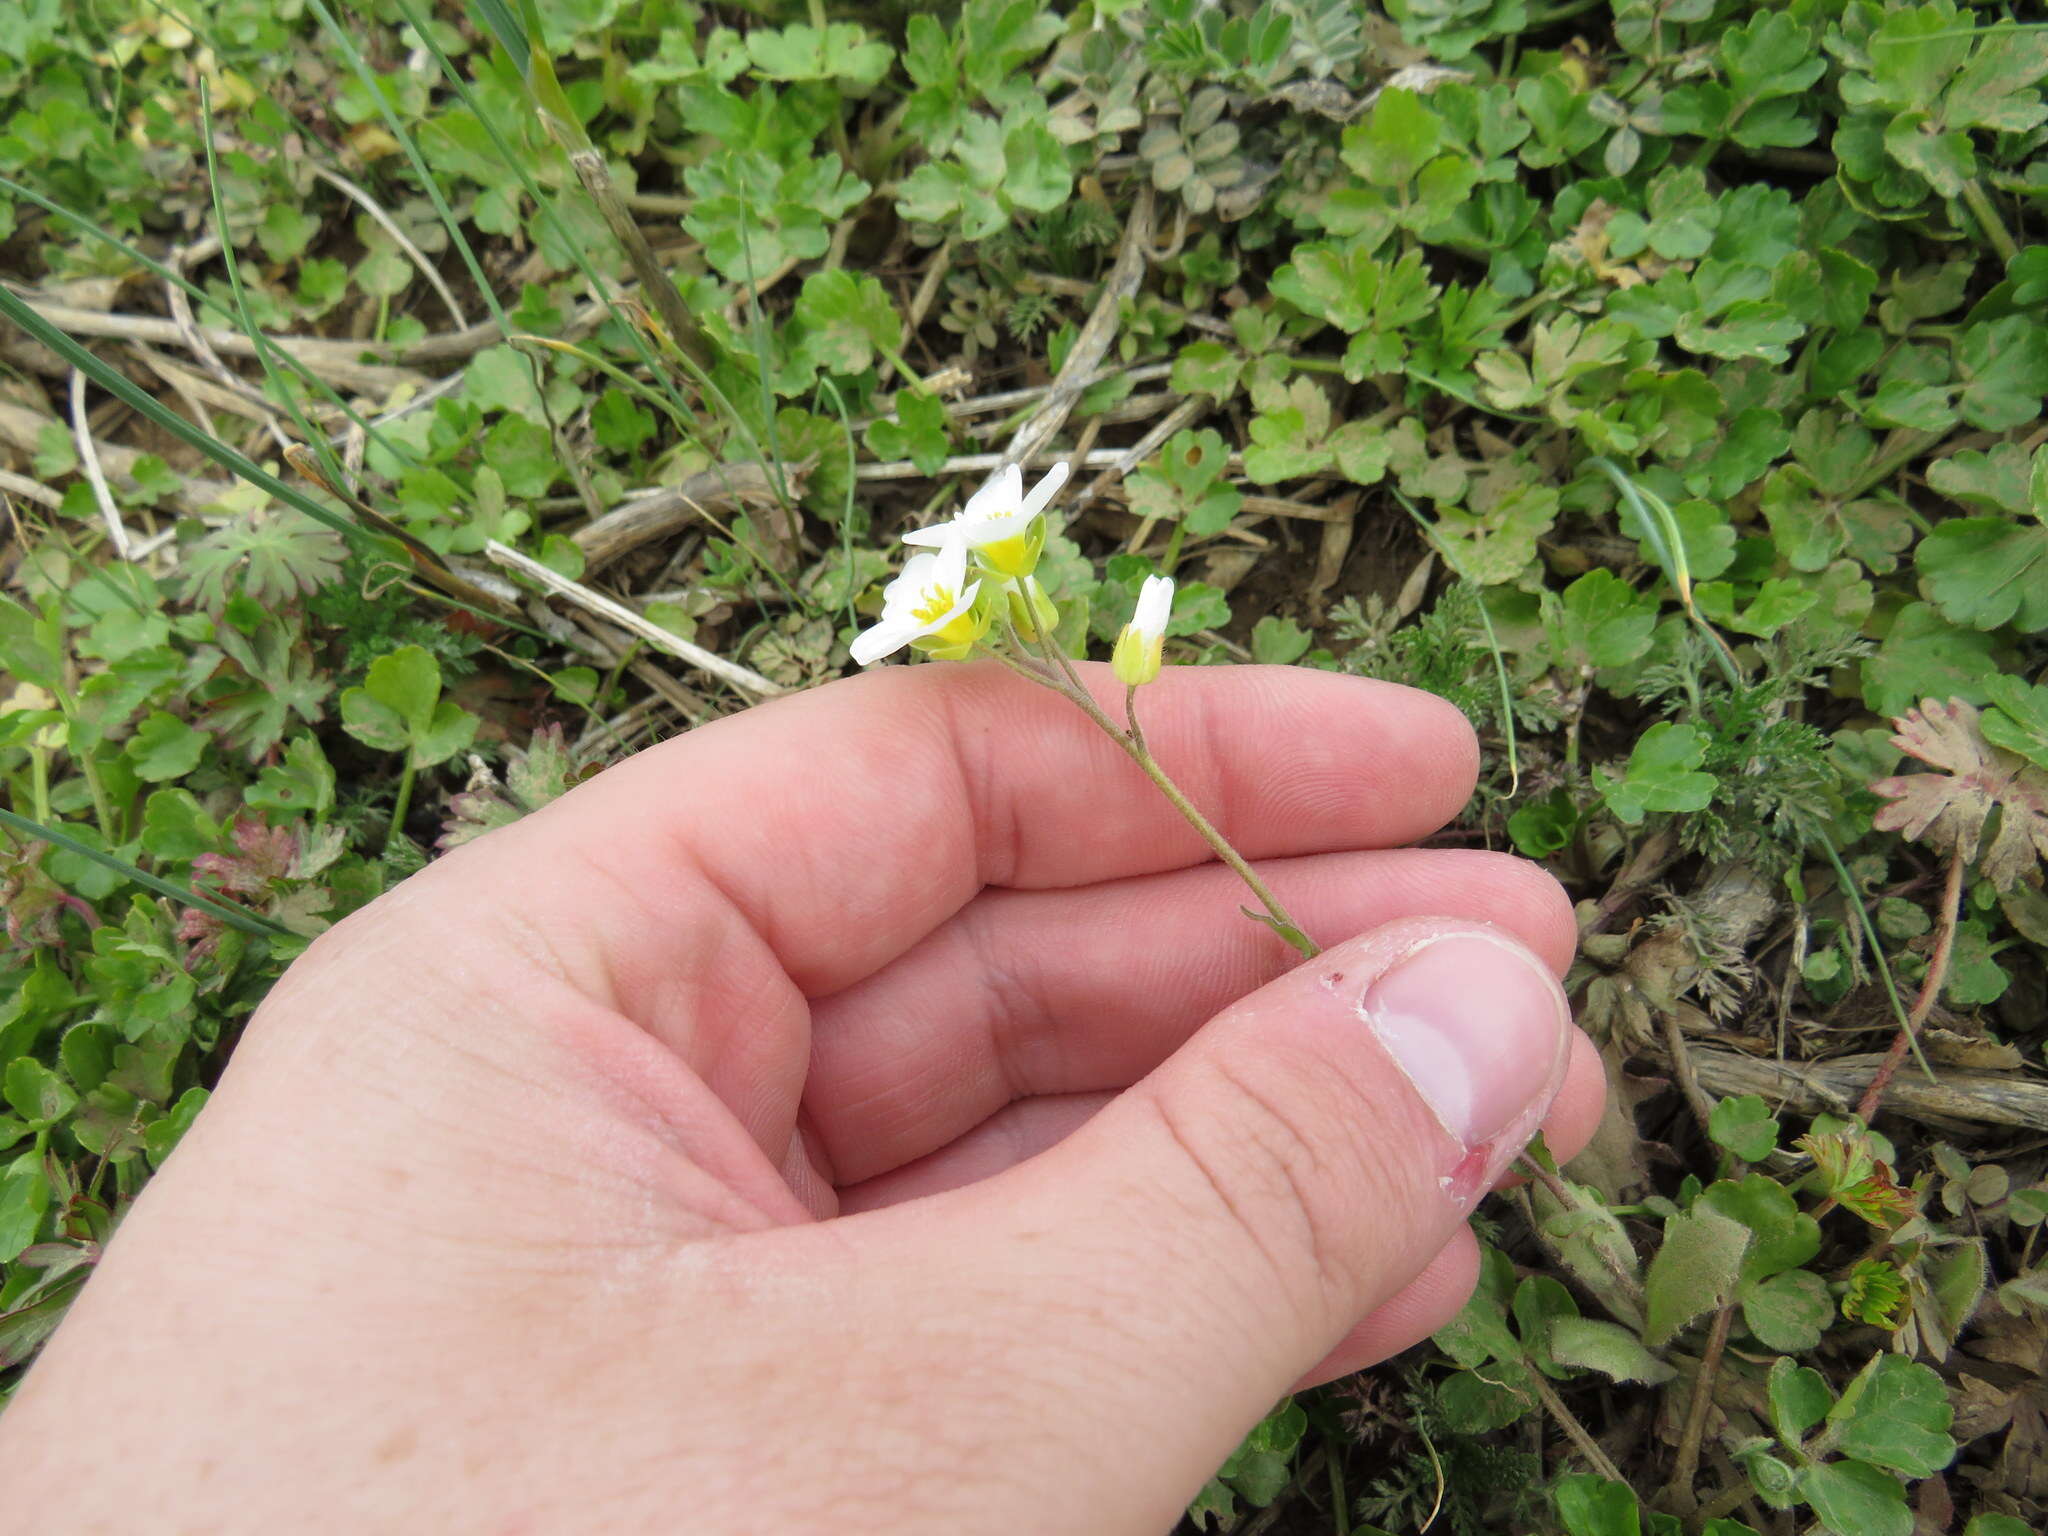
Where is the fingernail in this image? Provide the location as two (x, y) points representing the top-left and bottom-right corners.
(1357, 932), (1571, 1204)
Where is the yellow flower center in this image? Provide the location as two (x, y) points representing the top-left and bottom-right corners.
(911, 583), (959, 624)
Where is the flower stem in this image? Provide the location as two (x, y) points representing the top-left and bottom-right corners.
(1004, 624), (1318, 958)
(1120, 729), (1320, 959)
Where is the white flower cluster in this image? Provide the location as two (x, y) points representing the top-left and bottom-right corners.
(852, 459), (1175, 684)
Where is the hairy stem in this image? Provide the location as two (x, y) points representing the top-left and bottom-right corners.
(1528, 1370), (1623, 1483)
(1007, 628), (1317, 958)
(1663, 1300), (1733, 1515)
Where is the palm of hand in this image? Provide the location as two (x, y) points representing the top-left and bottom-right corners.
(1, 664), (1599, 1533)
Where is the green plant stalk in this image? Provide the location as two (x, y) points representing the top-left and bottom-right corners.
(563, 144), (715, 369)
(347, 0), (799, 615)
(1527, 1367), (1623, 1482)
(813, 375), (863, 634)
(1158, 518), (1188, 573)
(876, 343), (929, 393)
(1470, 586), (1521, 797)
(733, 202), (796, 514)
(49, 684), (115, 842)
(805, 0), (858, 168)
(28, 746), (51, 827)
(1960, 179), (2021, 265)
(0, 806), (292, 939)
(386, 755), (420, 859)
(1387, 487), (1520, 797)
(511, 334), (696, 434)
(1591, 465), (1931, 1088)
(1011, 619), (1317, 957)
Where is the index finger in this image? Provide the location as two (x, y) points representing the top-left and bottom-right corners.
(485, 660), (1479, 1001)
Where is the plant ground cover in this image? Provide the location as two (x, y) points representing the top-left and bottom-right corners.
(2, 0), (2047, 1529)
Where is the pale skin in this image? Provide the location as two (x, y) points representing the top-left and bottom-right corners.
(0, 663), (1604, 1533)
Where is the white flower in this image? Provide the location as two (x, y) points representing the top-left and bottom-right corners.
(851, 532), (985, 665)
(902, 461), (1069, 577)
(1112, 574), (1174, 687)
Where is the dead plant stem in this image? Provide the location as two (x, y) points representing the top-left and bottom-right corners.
(1664, 1301), (1733, 1515)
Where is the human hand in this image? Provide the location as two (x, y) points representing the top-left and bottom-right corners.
(0, 663), (1602, 1533)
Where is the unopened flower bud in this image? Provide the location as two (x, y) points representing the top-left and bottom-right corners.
(1111, 574), (1173, 688)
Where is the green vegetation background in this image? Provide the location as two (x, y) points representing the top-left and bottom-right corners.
(1, 0), (2046, 1530)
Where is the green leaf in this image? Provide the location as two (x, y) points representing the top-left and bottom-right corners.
(340, 645), (479, 770)
(1002, 117), (1072, 213)
(1250, 616), (1312, 665)
(1981, 674), (2048, 770)
(1768, 1355), (1834, 1442)
(1432, 480), (1559, 586)
(591, 389), (657, 455)
(1514, 1273), (1579, 1376)
(1553, 1473), (1641, 1536)
(795, 269), (903, 376)
(1694, 577), (1816, 638)
(0, 1151), (50, 1263)
(1342, 88), (1444, 187)
(1171, 341), (1243, 399)
(1927, 443), (2034, 517)
(1597, 722), (1717, 827)
(1797, 1460), (1909, 1536)
(1862, 603), (1997, 717)
(1435, 1242), (1525, 1368)
(247, 735), (338, 822)
(1707, 1095), (1778, 1161)
(1508, 788), (1580, 858)
(744, 21), (892, 84)
(144, 1086), (209, 1166)
(1955, 315), (2048, 431)
(124, 710), (207, 782)
(1546, 1316), (1675, 1385)
(1435, 1368), (1531, 1431)
(1965, 1518), (2039, 1536)
(0, 595), (63, 689)
(1168, 582), (1231, 636)
(344, 646), (438, 747)
(1741, 1268), (1831, 1352)
(1915, 517), (2048, 632)
(1700, 1174), (1821, 1283)
(5, 1057), (76, 1128)
(140, 789), (223, 863)
(1242, 408), (1328, 484)
(864, 389), (952, 476)
(1643, 1199), (1747, 1347)
(1826, 1353), (1956, 1478)
(1551, 570), (1657, 669)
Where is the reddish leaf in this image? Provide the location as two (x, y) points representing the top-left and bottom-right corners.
(1871, 697), (2048, 891)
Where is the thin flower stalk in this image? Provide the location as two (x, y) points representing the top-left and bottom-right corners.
(855, 465), (1319, 960)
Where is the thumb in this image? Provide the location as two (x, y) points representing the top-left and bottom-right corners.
(868, 918), (1573, 1531)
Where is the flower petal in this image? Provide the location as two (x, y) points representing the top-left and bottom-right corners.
(960, 463), (1022, 522)
(1021, 460), (1071, 519)
(1133, 573), (1175, 638)
(851, 619), (918, 666)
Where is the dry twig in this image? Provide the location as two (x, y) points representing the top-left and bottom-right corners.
(485, 539), (782, 698)
(67, 371), (132, 559)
